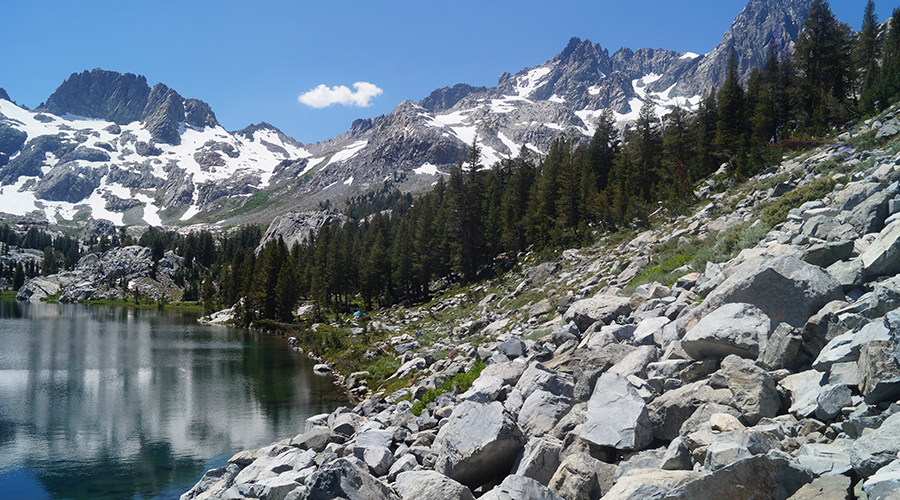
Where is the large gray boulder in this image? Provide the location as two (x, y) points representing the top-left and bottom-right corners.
(291, 427), (346, 452)
(863, 459), (900, 500)
(711, 355), (781, 425)
(180, 463), (242, 500)
(664, 453), (813, 500)
(608, 345), (658, 379)
(481, 361), (527, 386)
(858, 340), (900, 405)
(779, 370), (828, 418)
(860, 221), (900, 278)
(844, 185), (896, 235)
(517, 390), (573, 439)
(800, 240), (853, 268)
(813, 320), (892, 370)
(481, 475), (565, 500)
(850, 412), (900, 478)
(784, 474), (851, 500)
(394, 470), (475, 500)
(302, 458), (400, 500)
(682, 303), (771, 360)
(512, 437), (564, 486)
(547, 452), (617, 500)
(697, 255), (844, 329)
(562, 294), (631, 332)
(580, 372), (653, 451)
(433, 401), (526, 488)
(648, 381), (734, 441)
(514, 362), (574, 400)
(814, 384), (852, 422)
(257, 210), (352, 254)
(599, 469), (702, 500)
(757, 323), (803, 371)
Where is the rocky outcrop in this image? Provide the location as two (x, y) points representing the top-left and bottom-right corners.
(39, 68), (219, 146)
(17, 246), (184, 302)
(257, 210), (352, 253)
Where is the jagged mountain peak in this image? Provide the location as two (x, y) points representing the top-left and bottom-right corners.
(236, 122), (304, 147)
(38, 68), (221, 146)
(0, 87), (11, 102)
(662, 0), (811, 97)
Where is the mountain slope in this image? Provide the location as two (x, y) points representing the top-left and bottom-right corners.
(0, 0), (811, 227)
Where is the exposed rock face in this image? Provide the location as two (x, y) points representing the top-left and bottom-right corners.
(0, 122), (27, 158)
(681, 303), (771, 360)
(580, 372), (653, 451)
(39, 68), (219, 146)
(18, 246), (183, 302)
(0, 134), (75, 185)
(668, 0), (810, 97)
(41, 69), (151, 125)
(33, 162), (105, 202)
(257, 210), (352, 253)
(696, 255), (844, 329)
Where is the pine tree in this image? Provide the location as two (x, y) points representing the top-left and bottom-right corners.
(878, 8), (900, 108)
(661, 106), (694, 211)
(794, 0), (854, 128)
(716, 49), (747, 171)
(13, 262), (24, 291)
(586, 109), (619, 193)
(857, 0), (882, 113)
(632, 93), (663, 199)
(687, 91), (720, 180)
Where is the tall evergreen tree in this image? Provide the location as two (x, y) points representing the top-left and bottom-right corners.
(794, 0), (854, 127)
(878, 8), (900, 108)
(716, 49), (747, 171)
(857, 0), (882, 113)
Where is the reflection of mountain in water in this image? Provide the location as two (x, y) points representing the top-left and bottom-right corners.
(0, 301), (343, 500)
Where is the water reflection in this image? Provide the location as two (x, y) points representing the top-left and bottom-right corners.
(0, 301), (343, 500)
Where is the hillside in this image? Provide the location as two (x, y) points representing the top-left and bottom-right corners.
(181, 98), (900, 500)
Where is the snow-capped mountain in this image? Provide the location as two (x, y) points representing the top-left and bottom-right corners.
(0, 69), (311, 226)
(0, 0), (810, 227)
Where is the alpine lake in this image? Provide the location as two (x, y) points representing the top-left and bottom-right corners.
(0, 299), (344, 500)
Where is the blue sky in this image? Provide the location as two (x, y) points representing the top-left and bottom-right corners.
(3, 0), (892, 144)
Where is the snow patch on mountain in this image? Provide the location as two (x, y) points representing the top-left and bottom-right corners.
(414, 163), (441, 176)
(514, 67), (552, 98)
(0, 98), (310, 224)
(327, 140), (367, 167)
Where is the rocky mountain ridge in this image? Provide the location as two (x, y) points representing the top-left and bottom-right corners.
(0, 0), (811, 227)
(179, 104), (900, 500)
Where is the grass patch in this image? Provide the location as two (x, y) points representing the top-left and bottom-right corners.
(761, 177), (837, 227)
(0, 290), (17, 301)
(411, 360), (486, 416)
(229, 191), (271, 217)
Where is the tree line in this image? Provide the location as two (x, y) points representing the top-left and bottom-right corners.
(6, 1), (900, 323)
(219, 0), (900, 324)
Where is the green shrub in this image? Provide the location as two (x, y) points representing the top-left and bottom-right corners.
(410, 360), (486, 416)
(761, 177), (837, 227)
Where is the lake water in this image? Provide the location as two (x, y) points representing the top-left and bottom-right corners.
(0, 300), (344, 500)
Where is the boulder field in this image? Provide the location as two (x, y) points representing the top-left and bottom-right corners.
(183, 121), (900, 499)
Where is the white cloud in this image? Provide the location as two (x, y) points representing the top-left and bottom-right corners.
(298, 82), (383, 108)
